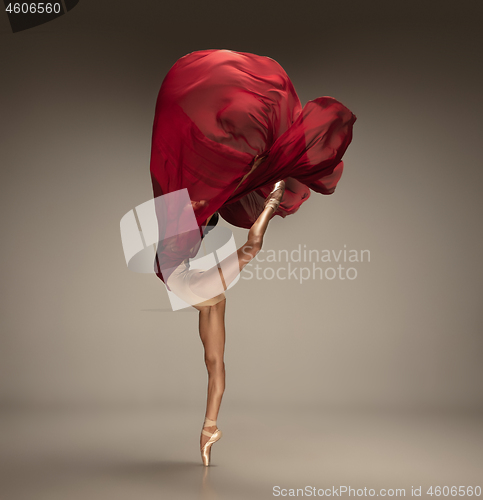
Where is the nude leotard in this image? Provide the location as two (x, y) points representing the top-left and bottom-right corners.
(167, 259), (225, 308)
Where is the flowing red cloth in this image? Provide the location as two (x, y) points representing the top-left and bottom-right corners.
(150, 49), (356, 283)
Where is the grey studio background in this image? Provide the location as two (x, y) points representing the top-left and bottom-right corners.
(1, 1), (482, 499)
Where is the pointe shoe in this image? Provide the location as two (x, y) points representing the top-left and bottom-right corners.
(201, 417), (222, 466)
(263, 180), (285, 212)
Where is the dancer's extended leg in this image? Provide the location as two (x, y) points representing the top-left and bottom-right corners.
(189, 181), (285, 297)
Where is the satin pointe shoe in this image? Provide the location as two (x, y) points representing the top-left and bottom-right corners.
(201, 417), (222, 466)
(263, 180), (286, 212)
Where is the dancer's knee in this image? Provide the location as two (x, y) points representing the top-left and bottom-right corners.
(246, 234), (263, 255)
(205, 356), (225, 375)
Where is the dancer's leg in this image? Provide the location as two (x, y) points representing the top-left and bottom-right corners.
(236, 199), (277, 270)
(189, 181), (285, 298)
(196, 298), (226, 448)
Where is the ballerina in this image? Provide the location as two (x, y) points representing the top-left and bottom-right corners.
(149, 49), (356, 465)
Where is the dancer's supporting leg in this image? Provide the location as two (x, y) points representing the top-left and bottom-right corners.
(195, 298), (226, 449)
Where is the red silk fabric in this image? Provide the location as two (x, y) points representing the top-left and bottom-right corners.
(150, 49), (356, 283)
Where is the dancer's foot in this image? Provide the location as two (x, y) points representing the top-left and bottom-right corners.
(263, 180), (285, 212)
(200, 418), (222, 466)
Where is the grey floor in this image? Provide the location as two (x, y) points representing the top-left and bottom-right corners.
(1, 406), (482, 500)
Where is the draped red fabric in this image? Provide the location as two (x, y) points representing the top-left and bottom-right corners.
(150, 49), (356, 283)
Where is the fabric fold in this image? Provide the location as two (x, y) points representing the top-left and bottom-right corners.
(149, 49), (356, 282)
